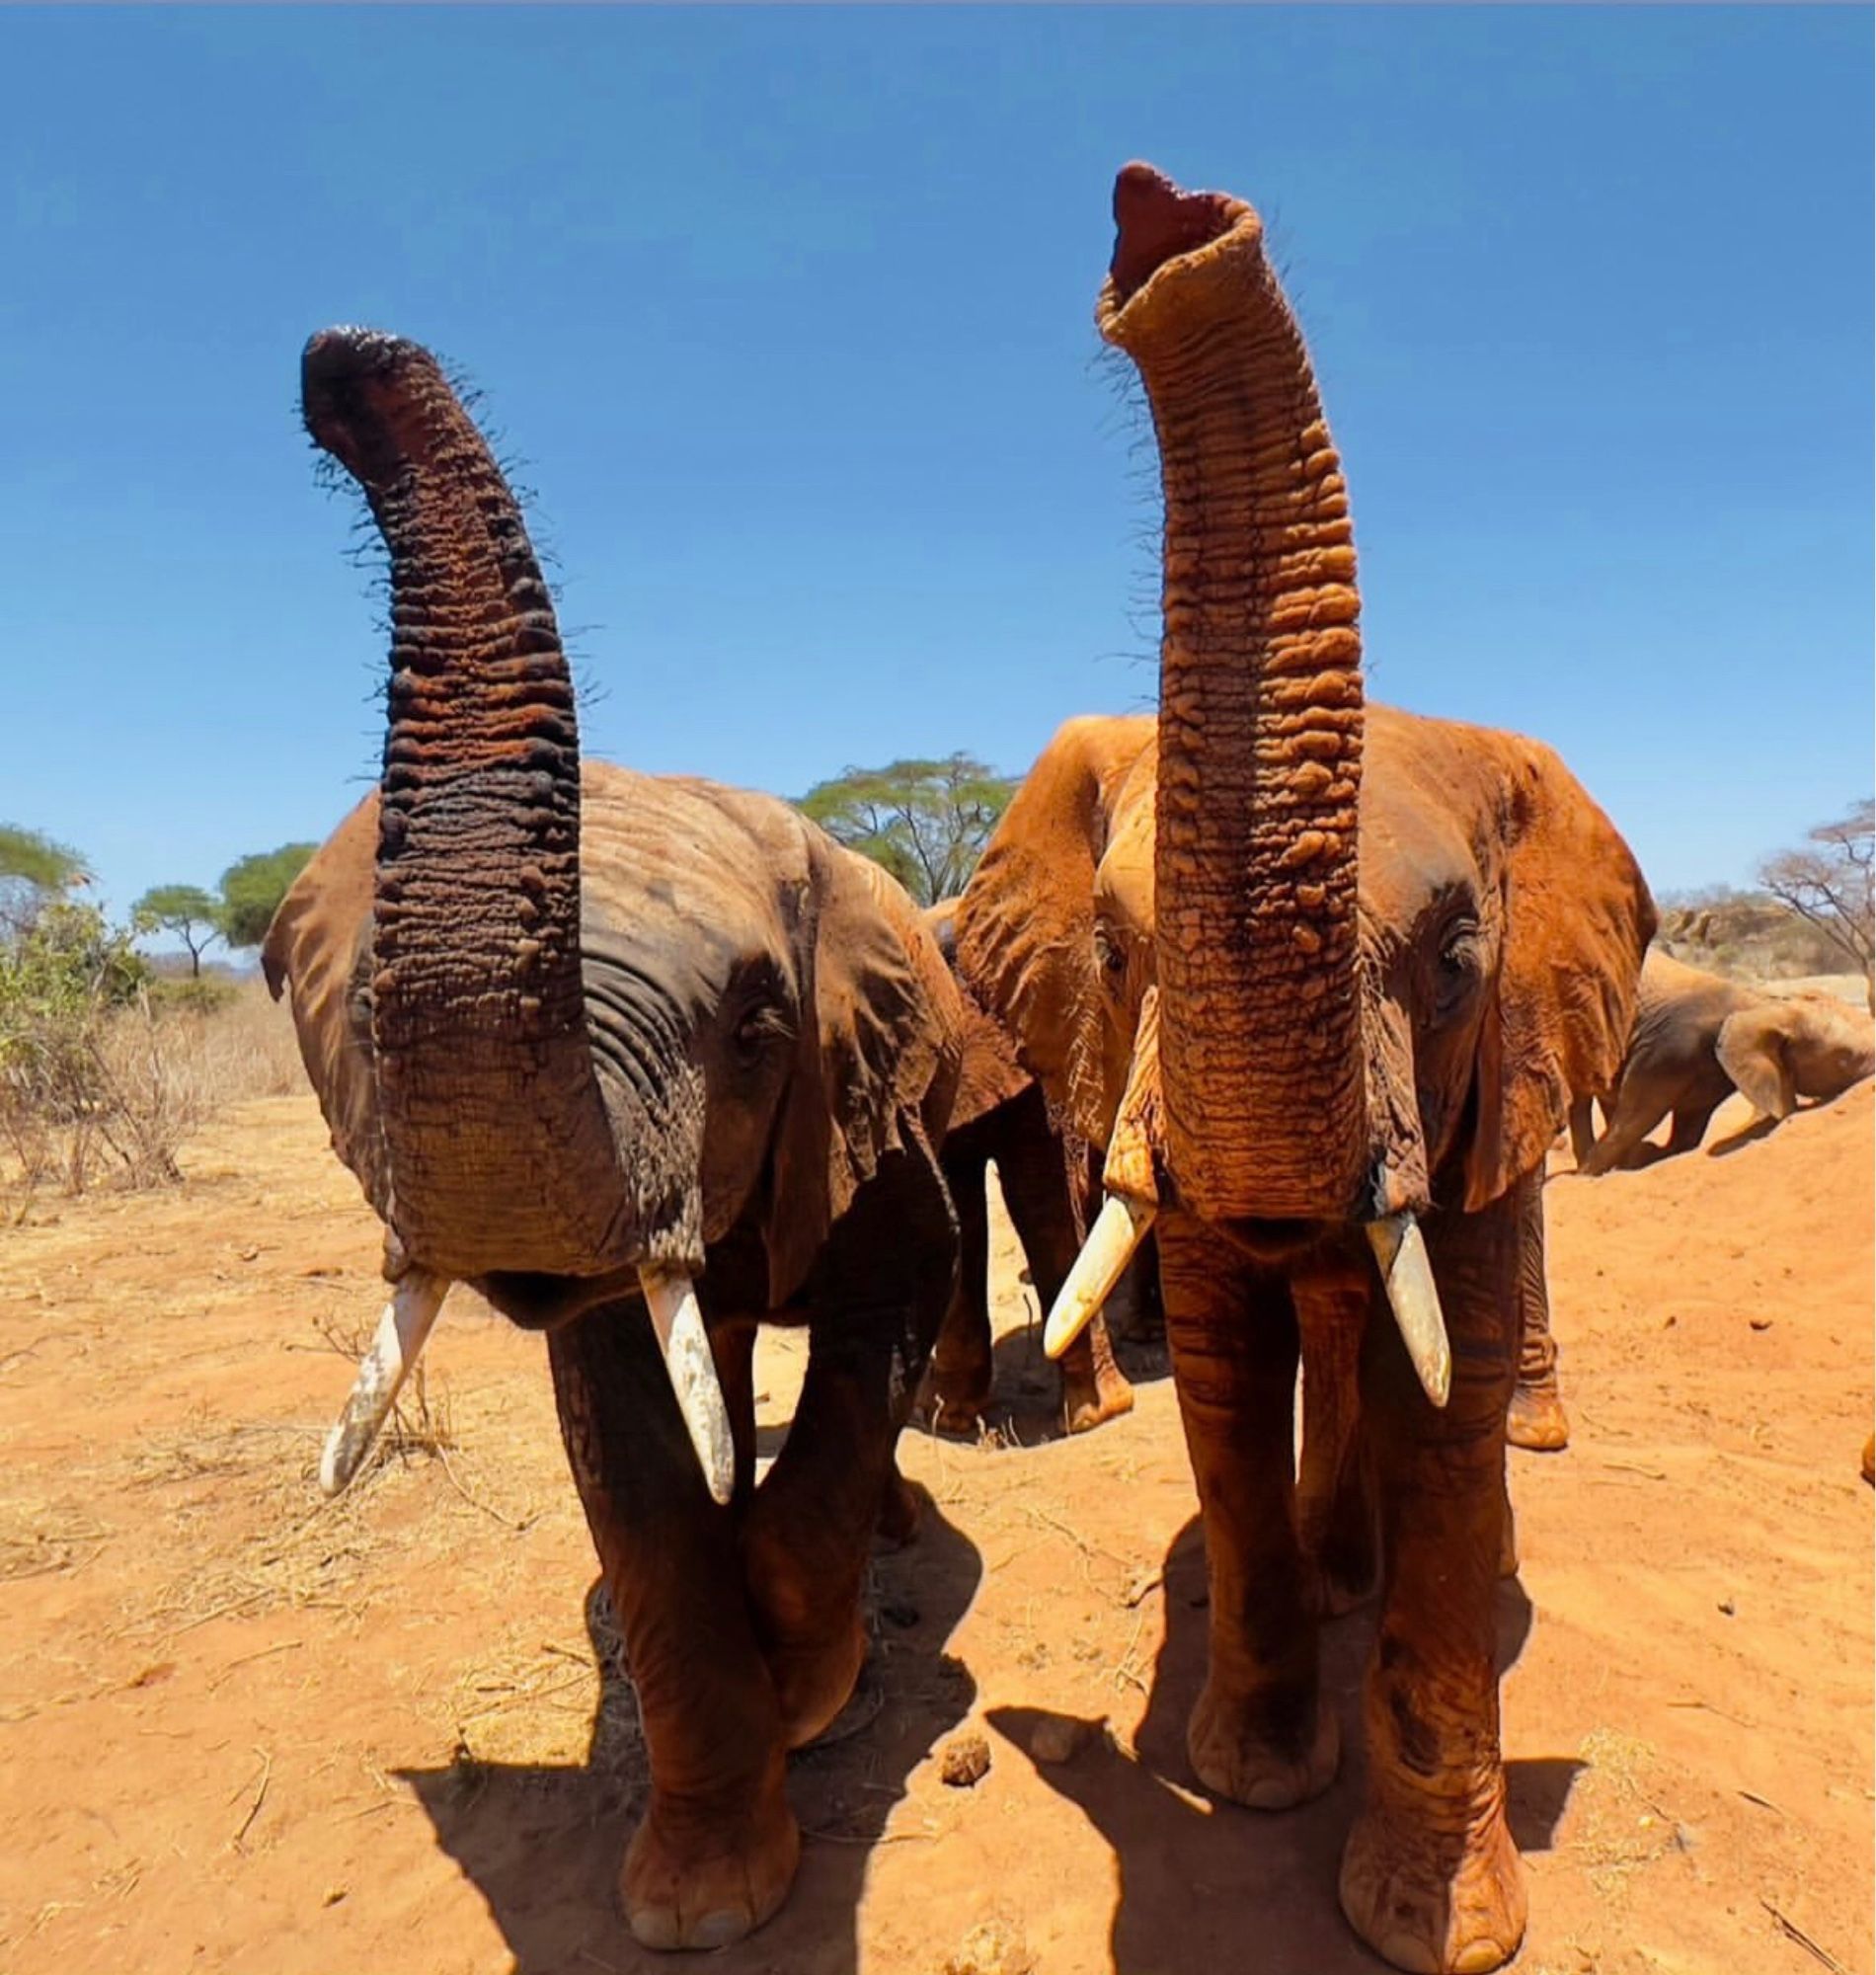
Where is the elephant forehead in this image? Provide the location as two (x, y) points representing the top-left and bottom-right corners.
(1095, 783), (1155, 933)
(579, 764), (812, 966)
(1354, 711), (1509, 923)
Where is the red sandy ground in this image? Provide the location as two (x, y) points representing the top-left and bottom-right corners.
(1, 1074), (1869, 1975)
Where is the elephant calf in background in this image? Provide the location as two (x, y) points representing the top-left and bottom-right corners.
(265, 330), (963, 1951)
(919, 900), (1134, 1437)
(1572, 949), (1875, 1174)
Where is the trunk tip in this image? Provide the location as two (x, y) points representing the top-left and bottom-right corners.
(301, 326), (445, 472)
(1110, 162), (1256, 305)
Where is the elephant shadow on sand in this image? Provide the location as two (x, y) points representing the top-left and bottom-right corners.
(403, 1486), (981, 1975)
(990, 1519), (1578, 1975)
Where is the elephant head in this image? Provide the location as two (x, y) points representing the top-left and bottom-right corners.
(268, 331), (959, 1502)
(966, 171), (1653, 1378)
(1718, 988), (1875, 1119)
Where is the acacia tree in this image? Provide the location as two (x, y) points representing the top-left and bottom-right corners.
(1759, 799), (1875, 1009)
(0, 826), (90, 939)
(797, 754), (1016, 908)
(218, 843), (318, 949)
(132, 885), (224, 978)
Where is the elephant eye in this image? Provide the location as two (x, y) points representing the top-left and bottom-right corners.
(732, 999), (794, 1066)
(1432, 920), (1483, 1016)
(1093, 925), (1129, 981)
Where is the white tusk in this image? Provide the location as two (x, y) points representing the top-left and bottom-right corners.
(639, 1268), (736, 1506)
(1044, 1193), (1157, 1362)
(318, 1269), (450, 1497)
(1365, 1214), (1451, 1408)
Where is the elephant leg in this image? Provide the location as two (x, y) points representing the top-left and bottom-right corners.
(1160, 1212), (1336, 1809)
(549, 1305), (796, 1952)
(1294, 1269), (1378, 1616)
(926, 1131), (993, 1433)
(1566, 1093), (1599, 1168)
(1577, 1081), (1671, 1176)
(998, 1085), (1133, 1433)
(1505, 1180), (1568, 1454)
(1665, 1098), (1718, 1154)
(1339, 1181), (1528, 1975)
(743, 1140), (956, 1749)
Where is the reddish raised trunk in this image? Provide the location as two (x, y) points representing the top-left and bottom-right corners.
(302, 329), (635, 1280)
(1097, 167), (1367, 1223)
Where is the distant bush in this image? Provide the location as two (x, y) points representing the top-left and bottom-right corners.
(1654, 885), (1850, 984)
(150, 975), (239, 1015)
(0, 903), (182, 1196)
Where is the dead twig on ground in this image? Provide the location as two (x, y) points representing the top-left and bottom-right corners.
(1761, 1900), (1849, 1974)
(435, 1444), (536, 1534)
(230, 1748), (273, 1850)
(207, 1639), (303, 1691)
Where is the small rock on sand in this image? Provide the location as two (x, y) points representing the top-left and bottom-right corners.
(939, 1730), (991, 1787)
(942, 1916), (1035, 1975)
(1028, 1714), (1086, 1765)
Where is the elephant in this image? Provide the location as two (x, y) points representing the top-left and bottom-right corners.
(263, 329), (965, 1951)
(1570, 948), (1875, 1174)
(918, 899), (1134, 1437)
(955, 166), (1655, 1973)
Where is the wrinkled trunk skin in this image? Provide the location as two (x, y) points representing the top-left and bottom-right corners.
(1097, 167), (1367, 1223)
(302, 330), (656, 1281)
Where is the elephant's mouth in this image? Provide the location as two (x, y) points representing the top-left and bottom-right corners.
(479, 1267), (645, 1332)
(1212, 1217), (1335, 1266)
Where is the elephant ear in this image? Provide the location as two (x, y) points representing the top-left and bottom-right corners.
(954, 716), (1152, 1137)
(1715, 1006), (1797, 1121)
(262, 795), (391, 1222)
(762, 833), (963, 1306)
(1464, 738), (1657, 1211)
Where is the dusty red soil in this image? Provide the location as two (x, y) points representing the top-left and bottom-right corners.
(1, 1071), (1869, 1975)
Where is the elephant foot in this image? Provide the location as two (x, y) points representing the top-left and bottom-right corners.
(1188, 1678), (1339, 1810)
(621, 1769), (800, 1951)
(1062, 1361), (1134, 1436)
(1338, 1793), (1526, 1975)
(1505, 1380), (1569, 1452)
(927, 1392), (989, 1437)
(920, 1358), (992, 1437)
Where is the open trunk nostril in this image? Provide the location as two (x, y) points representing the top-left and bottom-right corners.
(1108, 162), (1254, 305)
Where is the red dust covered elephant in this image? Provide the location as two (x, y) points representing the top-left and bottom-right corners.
(957, 169), (1654, 1972)
(264, 331), (965, 1949)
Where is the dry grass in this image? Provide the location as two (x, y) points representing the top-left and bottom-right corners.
(2, 979), (303, 1212)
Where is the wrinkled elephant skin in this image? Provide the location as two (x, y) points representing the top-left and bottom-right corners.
(268, 330), (963, 1949)
(957, 169), (1654, 1974)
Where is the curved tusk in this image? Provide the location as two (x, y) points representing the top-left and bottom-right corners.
(639, 1268), (736, 1506)
(318, 1269), (450, 1497)
(1365, 1214), (1451, 1408)
(1044, 1194), (1157, 1362)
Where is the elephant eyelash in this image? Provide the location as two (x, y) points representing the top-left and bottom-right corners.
(733, 1003), (795, 1054)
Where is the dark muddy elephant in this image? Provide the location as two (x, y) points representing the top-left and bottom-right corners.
(958, 168), (1654, 1972)
(918, 900), (1133, 1437)
(264, 330), (963, 1951)
(1571, 949), (1874, 1173)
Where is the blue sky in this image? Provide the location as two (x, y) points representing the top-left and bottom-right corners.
(3, 7), (1870, 945)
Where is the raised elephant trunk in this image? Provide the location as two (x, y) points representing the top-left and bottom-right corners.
(301, 330), (643, 1282)
(1096, 166), (1367, 1224)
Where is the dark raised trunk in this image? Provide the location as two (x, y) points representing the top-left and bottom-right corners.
(1097, 167), (1367, 1223)
(302, 329), (639, 1280)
